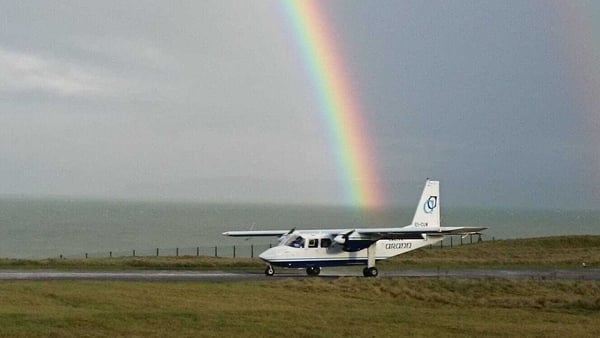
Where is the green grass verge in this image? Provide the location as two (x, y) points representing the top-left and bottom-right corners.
(385, 235), (600, 269)
(1, 235), (599, 270)
(0, 278), (598, 337)
(0, 256), (261, 271)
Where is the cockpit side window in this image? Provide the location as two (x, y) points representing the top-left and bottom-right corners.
(286, 235), (305, 248)
(308, 239), (318, 248)
(321, 238), (332, 248)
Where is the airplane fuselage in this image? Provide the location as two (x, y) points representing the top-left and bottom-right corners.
(259, 233), (444, 268)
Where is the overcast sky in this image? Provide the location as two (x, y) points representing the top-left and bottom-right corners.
(1, 1), (598, 209)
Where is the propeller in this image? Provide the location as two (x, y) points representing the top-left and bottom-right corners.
(277, 227), (296, 246)
(334, 230), (355, 245)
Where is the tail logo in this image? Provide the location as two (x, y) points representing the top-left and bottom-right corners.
(423, 196), (438, 214)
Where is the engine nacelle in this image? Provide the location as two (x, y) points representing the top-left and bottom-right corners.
(333, 234), (347, 245)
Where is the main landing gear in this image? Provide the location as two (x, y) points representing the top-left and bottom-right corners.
(363, 242), (378, 277)
(363, 267), (378, 277)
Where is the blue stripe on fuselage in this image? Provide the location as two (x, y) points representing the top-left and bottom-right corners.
(265, 257), (387, 268)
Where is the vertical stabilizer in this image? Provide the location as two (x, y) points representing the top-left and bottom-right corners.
(410, 179), (440, 228)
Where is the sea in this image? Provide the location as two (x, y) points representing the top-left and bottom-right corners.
(0, 198), (598, 258)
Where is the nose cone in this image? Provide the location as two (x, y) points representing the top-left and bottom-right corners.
(259, 248), (275, 262)
(259, 246), (286, 263)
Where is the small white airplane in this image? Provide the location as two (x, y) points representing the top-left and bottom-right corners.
(223, 179), (486, 277)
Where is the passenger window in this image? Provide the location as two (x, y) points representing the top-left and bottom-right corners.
(308, 239), (318, 248)
(321, 238), (332, 248)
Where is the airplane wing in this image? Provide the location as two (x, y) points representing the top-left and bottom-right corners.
(352, 226), (487, 238)
(222, 226), (486, 238)
(222, 226), (486, 252)
(222, 230), (290, 237)
(331, 226), (487, 251)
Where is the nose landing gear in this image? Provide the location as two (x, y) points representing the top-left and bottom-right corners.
(306, 266), (321, 276)
(265, 265), (275, 276)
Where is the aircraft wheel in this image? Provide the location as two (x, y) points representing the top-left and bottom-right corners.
(306, 266), (321, 276)
(265, 265), (274, 276)
(363, 267), (378, 277)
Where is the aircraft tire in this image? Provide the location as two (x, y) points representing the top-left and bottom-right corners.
(265, 265), (274, 276)
(306, 266), (321, 276)
(363, 267), (378, 277)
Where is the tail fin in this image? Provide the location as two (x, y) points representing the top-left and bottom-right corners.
(410, 179), (440, 228)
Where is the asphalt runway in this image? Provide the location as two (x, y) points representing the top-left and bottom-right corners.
(0, 268), (598, 281)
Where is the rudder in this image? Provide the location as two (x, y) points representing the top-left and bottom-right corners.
(410, 179), (440, 228)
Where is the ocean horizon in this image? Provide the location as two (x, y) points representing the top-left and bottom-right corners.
(1, 197), (598, 258)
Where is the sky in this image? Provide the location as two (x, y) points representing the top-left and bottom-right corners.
(0, 0), (598, 209)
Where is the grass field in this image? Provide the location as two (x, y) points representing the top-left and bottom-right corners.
(0, 278), (598, 337)
(0, 236), (599, 337)
(385, 235), (600, 268)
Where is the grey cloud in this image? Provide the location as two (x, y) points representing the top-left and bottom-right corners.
(0, 0), (598, 209)
(0, 47), (122, 97)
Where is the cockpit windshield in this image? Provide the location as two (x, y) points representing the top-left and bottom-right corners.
(285, 235), (305, 248)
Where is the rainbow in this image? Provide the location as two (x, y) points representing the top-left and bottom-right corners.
(280, 1), (384, 208)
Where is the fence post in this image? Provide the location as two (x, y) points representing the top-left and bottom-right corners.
(233, 245), (236, 258)
(133, 249), (135, 257)
(156, 248), (159, 257)
(470, 234), (473, 244)
(197, 247), (200, 257)
(110, 251), (112, 258)
(176, 248), (179, 257)
(440, 240), (443, 249)
(214, 246), (218, 257)
(85, 253), (88, 259)
(251, 244), (254, 258)
(450, 237), (453, 248)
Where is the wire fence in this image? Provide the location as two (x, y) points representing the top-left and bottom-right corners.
(64, 243), (275, 260)
(61, 233), (490, 259)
